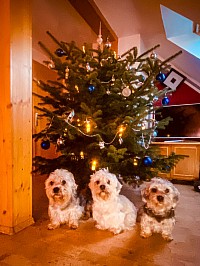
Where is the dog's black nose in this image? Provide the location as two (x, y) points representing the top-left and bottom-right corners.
(100, 185), (105, 190)
(157, 195), (164, 202)
(53, 187), (59, 193)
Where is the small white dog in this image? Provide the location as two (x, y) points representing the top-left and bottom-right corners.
(139, 177), (180, 241)
(89, 169), (137, 234)
(45, 169), (83, 230)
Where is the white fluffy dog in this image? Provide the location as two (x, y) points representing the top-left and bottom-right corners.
(45, 169), (83, 230)
(89, 169), (137, 234)
(139, 177), (180, 241)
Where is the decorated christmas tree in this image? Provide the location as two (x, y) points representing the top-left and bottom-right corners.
(33, 30), (185, 190)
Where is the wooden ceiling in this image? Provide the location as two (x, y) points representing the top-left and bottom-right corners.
(68, 0), (117, 42)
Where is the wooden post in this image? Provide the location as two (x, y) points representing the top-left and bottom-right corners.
(0, 0), (34, 234)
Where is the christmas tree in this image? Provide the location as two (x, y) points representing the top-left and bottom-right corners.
(33, 31), (185, 190)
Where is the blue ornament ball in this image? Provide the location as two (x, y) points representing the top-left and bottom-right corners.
(165, 165), (171, 171)
(88, 84), (95, 92)
(162, 165), (171, 172)
(55, 48), (66, 57)
(41, 139), (50, 150)
(153, 130), (158, 137)
(142, 156), (153, 166)
(156, 72), (166, 82)
(162, 96), (170, 106)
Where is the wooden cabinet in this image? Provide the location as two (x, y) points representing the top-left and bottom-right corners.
(152, 142), (200, 181)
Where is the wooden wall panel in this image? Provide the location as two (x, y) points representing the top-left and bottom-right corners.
(0, 0), (13, 230)
(0, 0), (34, 234)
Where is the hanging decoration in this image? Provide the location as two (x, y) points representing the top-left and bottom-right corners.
(97, 21), (103, 46)
(122, 85), (132, 97)
(57, 136), (64, 146)
(56, 136), (65, 151)
(88, 84), (96, 93)
(162, 96), (170, 106)
(41, 139), (50, 150)
(142, 156), (153, 166)
(105, 37), (112, 49)
(150, 51), (157, 60)
(86, 62), (91, 72)
(153, 130), (158, 137)
(55, 48), (66, 57)
(141, 133), (152, 150)
(156, 72), (166, 82)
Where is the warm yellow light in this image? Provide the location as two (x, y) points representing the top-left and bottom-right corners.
(133, 158), (138, 166)
(118, 125), (125, 137)
(77, 118), (81, 126)
(75, 85), (79, 93)
(86, 121), (91, 133)
(80, 151), (84, 159)
(82, 45), (85, 53)
(91, 160), (97, 171)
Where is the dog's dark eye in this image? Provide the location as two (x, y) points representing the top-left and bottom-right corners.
(96, 180), (100, 185)
(151, 187), (157, 193)
(62, 180), (66, 185)
(165, 188), (169, 193)
(49, 181), (54, 186)
(107, 180), (110, 185)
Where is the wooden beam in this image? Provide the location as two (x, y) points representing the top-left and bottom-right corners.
(0, 0), (34, 235)
(68, 0), (118, 43)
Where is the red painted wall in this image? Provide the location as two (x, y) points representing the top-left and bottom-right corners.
(157, 82), (200, 106)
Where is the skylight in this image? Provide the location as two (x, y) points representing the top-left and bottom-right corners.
(160, 5), (200, 59)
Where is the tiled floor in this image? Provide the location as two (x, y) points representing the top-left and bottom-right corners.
(0, 175), (200, 265)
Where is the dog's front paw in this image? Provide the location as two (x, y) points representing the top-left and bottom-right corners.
(110, 226), (123, 235)
(140, 231), (152, 238)
(95, 224), (104, 230)
(69, 223), (78, 230)
(162, 234), (173, 241)
(48, 223), (60, 230)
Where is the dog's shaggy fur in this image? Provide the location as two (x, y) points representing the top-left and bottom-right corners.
(45, 169), (83, 230)
(89, 169), (137, 234)
(139, 177), (180, 241)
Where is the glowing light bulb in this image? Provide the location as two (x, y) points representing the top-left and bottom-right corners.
(91, 160), (97, 171)
(75, 85), (79, 93)
(77, 119), (81, 127)
(80, 151), (84, 159)
(86, 120), (91, 133)
(118, 125), (125, 137)
(133, 158), (138, 166)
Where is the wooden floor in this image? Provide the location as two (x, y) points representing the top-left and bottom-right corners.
(0, 175), (200, 265)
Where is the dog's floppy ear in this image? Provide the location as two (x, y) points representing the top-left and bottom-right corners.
(88, 174), (94, 192)
(67, 171), (78, 196)
(116, 179), (122, 194)
(141, 183), (150, 202)
(172, 186), (180, 204)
